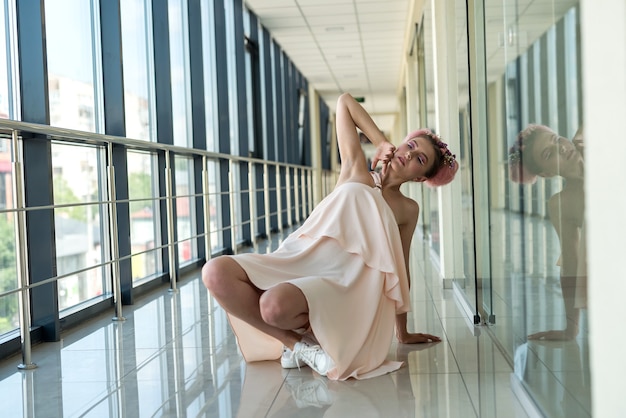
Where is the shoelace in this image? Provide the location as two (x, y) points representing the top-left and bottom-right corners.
(293, 344), (323, 371)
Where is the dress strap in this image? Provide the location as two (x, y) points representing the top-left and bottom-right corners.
(370, 171), (383, 190)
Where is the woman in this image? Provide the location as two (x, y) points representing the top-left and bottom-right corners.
(509, 124), (585, 340)
(202, 93), (458, 380)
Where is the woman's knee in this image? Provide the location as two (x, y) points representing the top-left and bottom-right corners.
(201, 257), (230, 295)
(259, 285), (307, 327)
(258, 292), (284, 327)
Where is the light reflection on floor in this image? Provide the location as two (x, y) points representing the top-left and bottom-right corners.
(0, 226), (590, 417)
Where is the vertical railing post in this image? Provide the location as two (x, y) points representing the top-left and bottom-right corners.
(228, 160), (237, 254)
(286, 167), (292, 227)
(202, 156), (212, 261)
(263, 163), (271, 239)
(300, 168), (306, 220)
(165, 150), (178, 293)
(293, 167), (300, 224)
(304, 170), (313, 214)
(247, 161), (257, 248)
(276, 164), (283, 231)
(12, 131), (36, 370)
(107, 143), (125, 321)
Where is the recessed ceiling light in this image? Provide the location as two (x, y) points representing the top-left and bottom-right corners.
(325, 26), (344, 32)
(336, 54), (352, 59)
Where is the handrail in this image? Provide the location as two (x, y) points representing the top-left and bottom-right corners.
(0, 119), (315, 169)
(0, 120), (334, 370)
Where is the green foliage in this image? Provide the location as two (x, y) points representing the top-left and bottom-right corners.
(0, 214), (18, 332)
(53, 176), (86, 222)
(128, 172), (153, 213)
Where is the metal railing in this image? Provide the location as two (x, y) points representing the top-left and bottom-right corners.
(0, 119), (335, 370)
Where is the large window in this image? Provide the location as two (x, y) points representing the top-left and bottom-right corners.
(121, 0), (156, 141)
(0, 0), (18, 121)
(45, 0), (102, 133)
(0, 135), (16, 335)
(128, 151), (162, 283)
(201, 0), (218, 153)
(52, 143), (110, 312)
(168, 0), (192, 147)
(174, 155), (196, 264)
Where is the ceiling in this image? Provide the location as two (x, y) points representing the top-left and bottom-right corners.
(244, 0), (579, 135)
(244, 0), (414, 134)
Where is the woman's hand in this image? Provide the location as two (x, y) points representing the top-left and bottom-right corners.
(371, 141), (396, 176)
(397, 332), (441, 344)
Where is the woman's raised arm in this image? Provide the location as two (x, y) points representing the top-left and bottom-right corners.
(335, 93), (392, 183)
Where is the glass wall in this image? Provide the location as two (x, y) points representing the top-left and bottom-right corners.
(0, 0), (320, 358)
(121, 0), (156, 141)
(0, 135), (17, 335)
(45, 0), (102, 133)
(0, 0), (18, 121)
(168, 0), (192, 148)
(174, 155), (196, 265)
(128, 151), (162, 284)
(416, 0), (588, 415)
(52, 143), (110, 312)
(483, 1), (588, 416)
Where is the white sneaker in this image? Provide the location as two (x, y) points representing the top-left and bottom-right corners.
(280, 332), (318, 369)
(292, 340), (334, 376)
(281, 346), (304, 369)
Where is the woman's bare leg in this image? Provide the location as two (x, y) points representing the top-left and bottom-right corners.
(202, 256), (308, 349)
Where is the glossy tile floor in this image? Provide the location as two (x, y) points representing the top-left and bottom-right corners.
(0, 233), (534, 418)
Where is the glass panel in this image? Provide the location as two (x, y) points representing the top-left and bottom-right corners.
(45, 0), (101, 132)
(128, 151), (162, 283)
(168, 0), (192, 148)
(224, 0), (239, 155)
(206, 159), (222, 251)
(201, 0), (218, 153)
(451, 0), (478, 313)
(243, 8), (255, 156)
(174, 155), (196, 265)
(417, 9), (440, 257)
(484, 1), (589, 416)
(121, 0), (155, 141)
(0, 135), (17, 335)
(52, 143), (110, 312)
(0, 0), (19, 120)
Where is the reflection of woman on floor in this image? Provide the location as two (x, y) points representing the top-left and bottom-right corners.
(203, 93), (458, 380)
(509, 124), (585, 340)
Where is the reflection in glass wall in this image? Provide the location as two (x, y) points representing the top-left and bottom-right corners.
(483, 1), (589, 416)
(45, 0), (101, 133)
(128, 151), (162, 283)
(121, 0), (155, 141)
(52, 143), (110, 311)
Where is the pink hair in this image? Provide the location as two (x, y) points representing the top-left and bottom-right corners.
(403, 129), (459, 187)
(508, 124), (557, 184)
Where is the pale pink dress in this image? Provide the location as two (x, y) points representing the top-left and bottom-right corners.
(227, 173), (411, 380)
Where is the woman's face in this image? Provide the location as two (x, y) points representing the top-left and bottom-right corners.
(389, 136), (438, 181)
(529, 130), (584, 179)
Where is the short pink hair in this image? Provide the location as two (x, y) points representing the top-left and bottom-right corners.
(508, 124), (557, 184)
(403, 129), (459, 187)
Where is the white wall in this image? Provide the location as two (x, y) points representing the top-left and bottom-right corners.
(582, 0), (626, 416)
